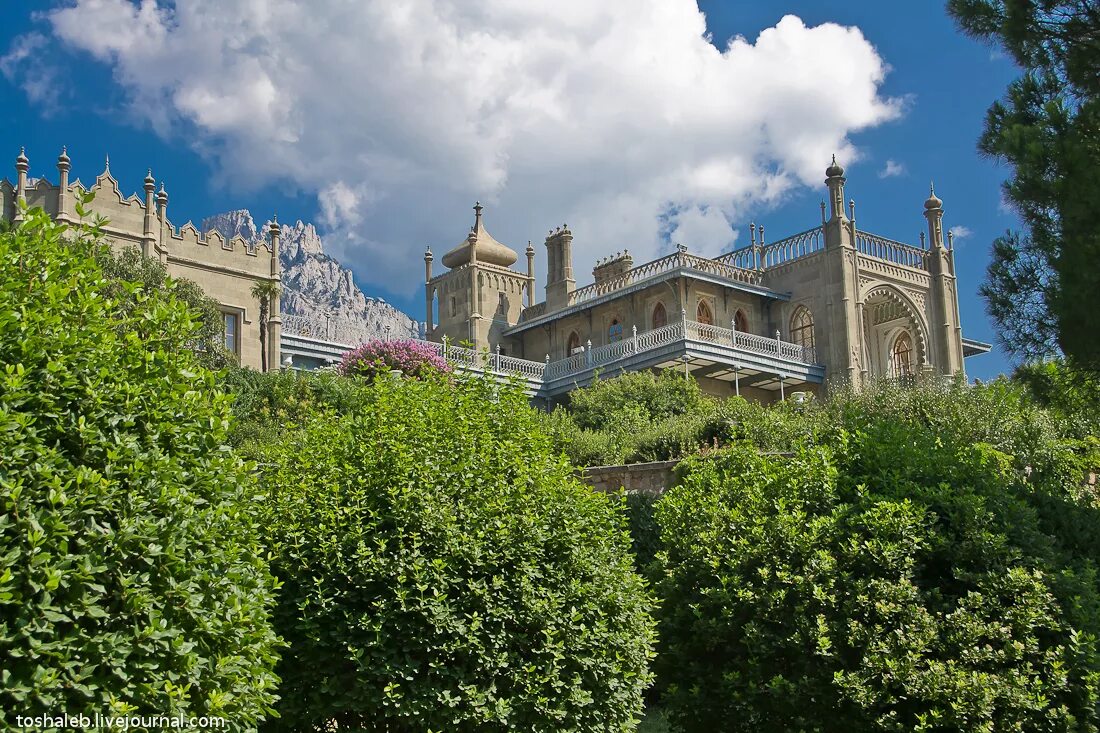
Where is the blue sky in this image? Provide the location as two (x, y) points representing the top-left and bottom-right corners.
(1, 1), (1021, 379)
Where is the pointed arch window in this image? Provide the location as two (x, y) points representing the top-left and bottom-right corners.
(696, 299), (714, 325)
(608, 318), (623, 343)
(734, 309), (749, 334)
(567, 331), (582, 355)
(892, 331), (913, 377)
(652, 302), (668, 329)
(790, 307), (815, 349)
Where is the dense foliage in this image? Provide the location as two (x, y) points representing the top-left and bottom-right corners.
(0, 211), (280, 727)
(256, 372), (655, 732)
(221, 366), (374, 449)
(96, 243), (235, 370)
(337, 337), (451, 381)
(1013, 357), (1100, 439)
(651, 380), (1100, 732)
(948, 0), (1100, 367)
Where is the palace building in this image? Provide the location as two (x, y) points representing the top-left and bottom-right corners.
(1, 148), (281, 371)
(423, 158), (990, 402)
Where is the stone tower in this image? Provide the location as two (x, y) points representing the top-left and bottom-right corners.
(425, 202), (530, 350)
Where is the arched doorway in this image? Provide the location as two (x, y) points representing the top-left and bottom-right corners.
(567, 331), (582, 355)
(652, 301), (668, 329)
(696, 299), (714, 325)
(734, 309), (749, 333)
(891, 331), (914, 377)
(790, 306), (815, 349)
(861, 286), (928, 378)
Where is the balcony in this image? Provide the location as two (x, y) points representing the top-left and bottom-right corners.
(282, 314), (823, 399)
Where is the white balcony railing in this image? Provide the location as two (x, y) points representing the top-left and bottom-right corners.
(284, 314), (819, 385)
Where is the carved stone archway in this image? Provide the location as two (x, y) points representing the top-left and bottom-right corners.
(859, 284), (929, 378)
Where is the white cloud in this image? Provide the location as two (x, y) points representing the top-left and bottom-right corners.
(949, 225), (973, 242)
(878, 159), (906, 178)
(0, 33), (62, 111)
(32, 1), (905, 297)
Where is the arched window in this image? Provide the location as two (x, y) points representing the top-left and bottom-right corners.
(567, 331), (582, 354)
(734, 309), (749, 333)
(696, 299), (714, 325)
(608, 318), (623, 343)
(790, 307), (815, 349)
(892, 331), (913, 377)
(652, 302), (667, 329)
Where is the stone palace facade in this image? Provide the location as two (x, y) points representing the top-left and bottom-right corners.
(1, 148), (281, 371)
(424, 158), (990, 402)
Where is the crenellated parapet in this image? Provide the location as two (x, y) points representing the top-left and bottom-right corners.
(3, 146), (281, 372)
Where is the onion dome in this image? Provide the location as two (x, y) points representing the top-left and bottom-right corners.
(441, 201), (518, 269)
(16, 147), (29, 170)
(144, 168), (155, 188)
(57, 146), (70, 166)
(825, 154), (844, 178)
(924, 182), (943, 210)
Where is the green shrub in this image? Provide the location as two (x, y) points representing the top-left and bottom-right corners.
(0, 210), (280, 728)
(96, 243), (235, 371)
(1013, 358), (1100, 438)
(654, 423), (1100, 731)
(221, 366), (374, 450)
(568, 369), (709, 431)
(621, 493), (663, 575)
(257, 373), (656, 731)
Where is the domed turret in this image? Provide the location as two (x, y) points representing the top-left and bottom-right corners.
(924, 182), (943, 210)
(826, 154), (844, 179)
(441, 201), (518, 269)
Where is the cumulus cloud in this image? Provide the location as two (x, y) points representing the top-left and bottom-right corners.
(878, 159), (906, 178)
(29, 0), (904, 296)
(949, 225), (973, 242)
(0, 33), (63, 112)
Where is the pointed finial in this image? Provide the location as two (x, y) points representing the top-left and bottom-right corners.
(473, 200), (483, 221)
(947, 230), (954, 250)
(924, 181), (943, 210)
(104, 153), (110, 171)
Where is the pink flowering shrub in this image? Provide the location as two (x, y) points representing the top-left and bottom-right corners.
(337, 339), (451, 381)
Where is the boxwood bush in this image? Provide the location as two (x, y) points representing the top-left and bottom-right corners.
(653, 419), (1100, 731)
(0, 210), (281, 728)
(257, 372), (656, 731)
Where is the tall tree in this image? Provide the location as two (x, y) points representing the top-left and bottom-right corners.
(251, 280), (281, 372)
(947, 0), (1100, 368)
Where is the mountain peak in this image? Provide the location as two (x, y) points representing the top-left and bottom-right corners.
(202, 209), (418, 343)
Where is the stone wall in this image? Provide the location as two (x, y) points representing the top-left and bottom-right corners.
(583, 460), (679, 496)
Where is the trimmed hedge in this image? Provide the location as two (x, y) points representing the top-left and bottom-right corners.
(652, 381), (1100, 732)
(257, 373), (656, 731)
(0, 210), (280, 727)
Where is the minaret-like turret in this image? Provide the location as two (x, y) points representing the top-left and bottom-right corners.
(56, 147), (71, 224)
(525, 240), (535, 304)
(142, 169), (156, 257)
(14, 147), (29, 223)
(156, 182), (169, 263)
(267, 216), (282, 372)
(820, 155), (862, 385)
(825, 154), (847, 224)
(424, 246), (434, 336)
(924, 183), (963, 376)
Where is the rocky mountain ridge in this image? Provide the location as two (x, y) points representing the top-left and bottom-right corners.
(202, 210), (419, 344)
